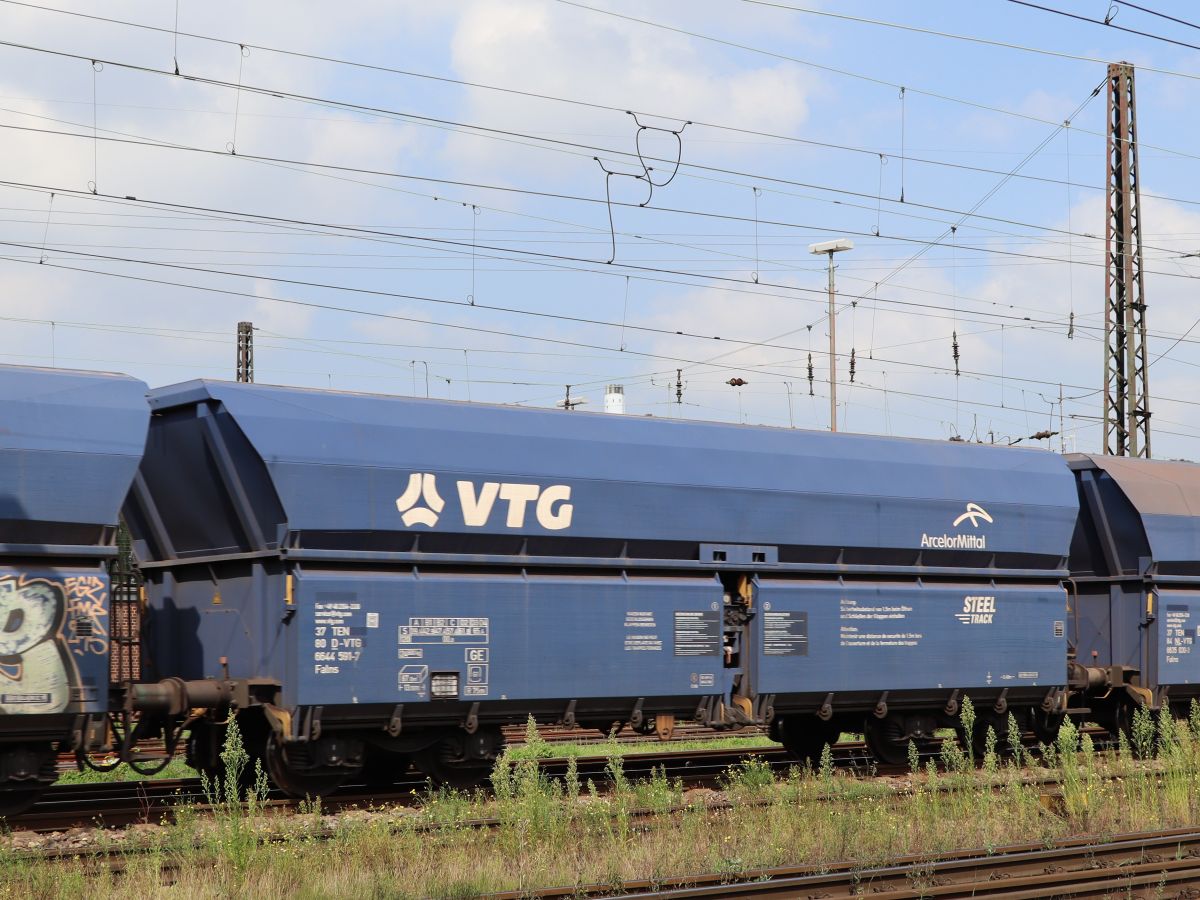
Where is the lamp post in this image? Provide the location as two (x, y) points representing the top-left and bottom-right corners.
(808, 238), (854, 432)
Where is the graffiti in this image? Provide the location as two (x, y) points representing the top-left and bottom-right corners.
(65, 575), (109, 657)
(0, 577), (73, 714)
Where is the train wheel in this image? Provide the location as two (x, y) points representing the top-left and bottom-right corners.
(863, 714), (912, 767)
(263, 734), (348, 799)
(1030, 708), (1064, 745)
(1094, 695), (1144, 747)
(357, 747), (412, 788)
(586, 721), (624, 738)
(0, 744), (55, 818)
(775, 716), (839, 768)
(415, 749), (492, 791)
(414, 728), (502, 791)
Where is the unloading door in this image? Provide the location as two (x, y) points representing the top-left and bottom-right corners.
(1157, 590), (1200, 688)
(753, 579), (1067, 697)
(287, 569), (731, 707)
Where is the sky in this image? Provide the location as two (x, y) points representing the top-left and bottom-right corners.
(1, 0), (1199, 457)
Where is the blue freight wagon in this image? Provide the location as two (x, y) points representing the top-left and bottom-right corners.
(0, 365), (148, 814)
(123, 379), (1081, 790)
(1067, 454), (1200, 730)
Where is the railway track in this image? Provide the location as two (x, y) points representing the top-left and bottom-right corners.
(22, 741), (867, 833)
(27, 724), (1106, 833)
(56, 723), (770, 772)
(16, 773), (1200, 898)
(494, 827), (1200, 899)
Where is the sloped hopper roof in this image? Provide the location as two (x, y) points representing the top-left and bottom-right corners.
(1077, 454), (1200, 564)
(0, 365), (149, 528)
(143, 379), (1080, 561)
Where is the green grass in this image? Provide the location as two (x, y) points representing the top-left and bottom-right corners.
(56, 757), (195, 785)
(502, 732), (778, 760)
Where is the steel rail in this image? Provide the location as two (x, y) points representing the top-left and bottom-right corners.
(496, 827), (1200, 898)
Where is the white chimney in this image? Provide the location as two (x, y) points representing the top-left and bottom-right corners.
(604, 384), (625, 414)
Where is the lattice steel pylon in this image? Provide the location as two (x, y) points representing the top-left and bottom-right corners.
(236, 320), (254, 383)
(1103, 62), (1151, 458)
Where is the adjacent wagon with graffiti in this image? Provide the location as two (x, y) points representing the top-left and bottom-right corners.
(0, 366), (148, 814)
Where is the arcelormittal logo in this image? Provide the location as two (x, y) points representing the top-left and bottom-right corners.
(952, 503), (993, 528)
(920, 502), (993, 550)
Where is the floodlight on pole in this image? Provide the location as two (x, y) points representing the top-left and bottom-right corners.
(808, 239), (854, 432)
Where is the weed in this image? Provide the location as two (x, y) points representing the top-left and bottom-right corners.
(199, 716), (271, 879)
(723, 757), (775, 798)
(1132, 704), (1156, 759)
(817, 742), (835, 783)
(960, 696), (976, 765)
(938, 735), (968, 776)
(604, 735), (631, 796)
(1118, 728), (1132, 767)
(636, 765), (679, 813)
(1006, 711), (1023, 767)
(983, 726), (999, 776)
(564, 754), (581, 802)
(21, 712), (1200, 897)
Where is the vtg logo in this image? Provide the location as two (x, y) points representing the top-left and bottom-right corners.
(395, 473), (574, 531)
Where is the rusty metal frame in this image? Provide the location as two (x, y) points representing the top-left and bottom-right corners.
(236, 320), (254, 383)
(1104, 62), (1151, 458)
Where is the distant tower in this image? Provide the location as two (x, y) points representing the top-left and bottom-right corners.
(1103, 62), (1150, 457)
(236, 321), (254, 383)
(604, 384), (625, 414)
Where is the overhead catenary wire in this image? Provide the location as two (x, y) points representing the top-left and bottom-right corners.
(9, 0), (1200, 348)
(0, 92), (1189, 311)
(11, 0), (1200, 147)
(8, 7), (1200, 174)
(1005, 0), (1200, 53)
(555, 0), (1200, 162)
(1113, 1), (1200, 32)
(4, 4), (1199, 445)
(10, 175), (1200, 357)
(0, 181), (1171, 432)
(0, 27), (1180, 374)
(865, 80), (1104, 295)
(2, 22), (1200, 289)
(0, 238), (1112, 391)
(5, 249), (1125, 428)
(8, 239), (1200, 411)
(742, 1), (1200, 80)
(8, 114), (1170, 271)
(15, 60), (1194, 245)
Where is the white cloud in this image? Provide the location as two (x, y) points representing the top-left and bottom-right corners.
(442, 0), (817, 180)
